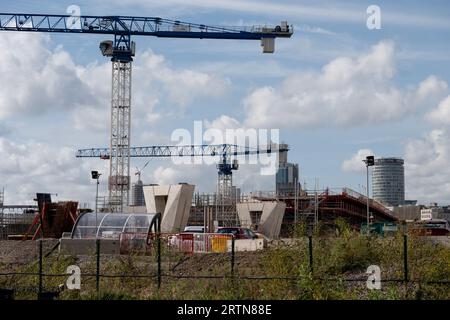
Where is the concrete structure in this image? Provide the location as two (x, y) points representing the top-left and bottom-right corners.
(143, 184), (195, 233)
(237, 201), (286, 239)
(60, 238), (121, 255)
(227, 239), (264, 251)
(372, 158), (405, 207)
(276, 144), (300, 196)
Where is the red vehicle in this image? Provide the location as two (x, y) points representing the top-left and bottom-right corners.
(217, 227), (259, 239)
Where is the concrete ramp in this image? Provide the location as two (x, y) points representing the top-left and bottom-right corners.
(237, 201), (286, 239)
(143, 184), (195, 233)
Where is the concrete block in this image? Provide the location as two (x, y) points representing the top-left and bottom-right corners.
(227, 239), (264, 252)
(59, 238), (120, 255)
(143, 184), (195, 233)
(237, 201), (286, 239)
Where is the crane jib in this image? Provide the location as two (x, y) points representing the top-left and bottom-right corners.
(76, 146), (289, 158)
(0, 13), (292, 40)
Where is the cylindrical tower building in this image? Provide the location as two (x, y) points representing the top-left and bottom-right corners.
(372, 157), (405, 207)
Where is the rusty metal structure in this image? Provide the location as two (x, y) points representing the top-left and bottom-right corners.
(25, 200), (79, 240)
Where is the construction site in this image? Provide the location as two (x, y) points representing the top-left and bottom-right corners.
(0, 8), (449, 302)
(0, 144), (399, 243)
(0, 12), (401, 243)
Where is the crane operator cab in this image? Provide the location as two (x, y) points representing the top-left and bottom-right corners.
(260, 21), (292, 53)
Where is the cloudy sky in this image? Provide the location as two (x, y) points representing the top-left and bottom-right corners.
(1, 0), (450, 206)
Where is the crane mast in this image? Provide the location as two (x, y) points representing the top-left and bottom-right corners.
(109, 59), (132, 210)
(100, 35), (134, 211)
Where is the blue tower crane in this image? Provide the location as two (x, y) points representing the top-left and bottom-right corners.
(76, 144), (289, 204)
(76, 144), (289, 196)
(0, 13), (293, 211)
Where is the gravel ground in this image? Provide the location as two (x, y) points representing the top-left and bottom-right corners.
(0, 240), (59, 265)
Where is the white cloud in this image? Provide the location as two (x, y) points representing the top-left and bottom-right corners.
(0, 33), (230, 133)
(404, 129), (450, 203)
(0, 137), (103, 205)
(243, 41), (447, 129)
(415, 75), (448, 101)
(425, 95), (450, 125)
(136, 50), (230, 108)
(415, 94), (450, 201)
(73, 49), (231, 132)
(72, 106), (109, 132)
(204, 115), (281, 147)
(0, 34), (94, 119)
(137, 130), (173, 145)
(205, 115), (242, 131)
(150, 163), (217, 191)
(295, 24), (337, 36)
(342, 94), (450, 203)
(147, 159), (274, 194)
(0, 33), (231, 204)
(341, 149), (375, 173)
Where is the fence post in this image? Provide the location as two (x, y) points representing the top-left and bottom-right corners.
(231, 236), (235, 278)
(96, 238), (100, 293)
(157, 217), (161, 289)
(156, 230), (161, 289)
(403, 234), (408, 283)
(308, 235), (313, 274)
(38, 239), (43, 295)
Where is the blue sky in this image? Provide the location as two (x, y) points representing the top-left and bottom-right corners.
(1, 0), (450, 206)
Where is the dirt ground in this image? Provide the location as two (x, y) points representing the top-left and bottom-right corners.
(0, 240), (59, 265)
(167, 251), (266, 276)
(0, 240), (265, 276)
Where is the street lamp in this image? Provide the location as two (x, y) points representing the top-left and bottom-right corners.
(362, 156), (375, 235)
(91, 171), (101, 238)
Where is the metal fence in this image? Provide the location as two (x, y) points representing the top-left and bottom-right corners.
(0, 234), (449, 300)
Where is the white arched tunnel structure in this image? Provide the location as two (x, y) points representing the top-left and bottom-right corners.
(71, 212), (159, 239)
(60, 212), (160, 255)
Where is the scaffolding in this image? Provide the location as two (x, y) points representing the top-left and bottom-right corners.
(0, 206), (38, 240)
(250, 187), (397, 236)
(189, 192), (240, 228)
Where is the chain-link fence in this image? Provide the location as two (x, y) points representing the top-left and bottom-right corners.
(0, 234), (449, 300)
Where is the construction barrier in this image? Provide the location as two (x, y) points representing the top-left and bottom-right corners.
(168, 233), (232, 253)
(211, 235), (230, 253)
(119, 232), (150, 254)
